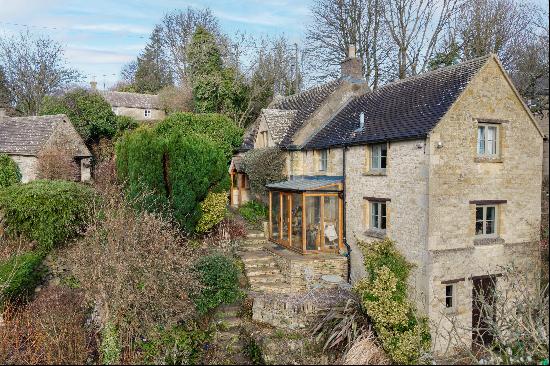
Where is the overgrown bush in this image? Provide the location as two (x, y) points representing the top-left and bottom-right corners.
(196, 191), (228, 233)
(192, 253), (242, 314)
(242, 147), (286, 197)
(238, 200), (268, 225)
(114, 115), (139, 140)
(0, 285), (95, 364)
(116, 113), (240, 232)
(40, 88), (118, 142)
(0, 153), (21, 188)
(354, 239), (431, 364)
(156, 112), (243, 160)
(136, 322), (213, 365)
(0, 180), (96, 251)
(37, 145), (78, 181)
(59, 188), (201, 359)
(0, 251), (44, 304)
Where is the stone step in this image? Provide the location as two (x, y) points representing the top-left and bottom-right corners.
(240, 252), (274, 263)
(216, 316), (241, 329)
(242, 260), (278, 269)
(245, 267), (281, 277)
(247, 274), (284, 285)
(251, 282), (290, 294)
(217, 306), (241, 319)
(246, 230), (265, 239)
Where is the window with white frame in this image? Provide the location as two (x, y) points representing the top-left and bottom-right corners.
(371, 143), (387, 171)
(475, 205), (497, 236)
(260, 131), (268, 147)
(319, 150), (328, 171)
(144, 109), (152, 118)
(477, 124), (499, 156)
(370, 201), (387, 231)
(445, 285), (454, 308)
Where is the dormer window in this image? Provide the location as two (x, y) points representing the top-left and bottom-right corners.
(144, 109), (151, 118)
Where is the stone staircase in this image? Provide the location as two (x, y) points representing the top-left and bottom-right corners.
(238, 230), (289, 295)
(206, 304), (251, 365)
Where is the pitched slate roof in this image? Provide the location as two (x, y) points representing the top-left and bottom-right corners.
(0, 114), (91, 156)
(239, 79), (344, 151)
(266, 175), (343, 192)
(100, 91), (162, 109)
(304, 55), (491, 149)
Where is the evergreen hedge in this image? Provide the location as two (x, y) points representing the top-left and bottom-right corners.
(0, 251), (45, 303)
(0, 154), (21, 188)
(116, 113), (241, 232)
(0, 180), (96, 251)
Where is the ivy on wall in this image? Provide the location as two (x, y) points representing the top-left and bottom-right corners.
(242, 147), (287, 199)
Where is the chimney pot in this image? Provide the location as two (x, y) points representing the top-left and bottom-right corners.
(348, 44), (356, 59)
(359, 112), (365, 129)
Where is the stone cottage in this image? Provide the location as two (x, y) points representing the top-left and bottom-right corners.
(0, 112), (92, 183)
(233, 51), (543, 352)
(100, 90), (165, 121)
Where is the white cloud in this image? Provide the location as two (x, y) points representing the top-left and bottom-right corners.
(71, 23), (150, 35)
(214, 9), (294, 27)
(65, 46), (135, 65)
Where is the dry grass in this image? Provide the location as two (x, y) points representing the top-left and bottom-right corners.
(56, 185), (202, 361)
(343, 333), (390, 365)
(37, 145), (79, 181)
(0, 284), (96, 364)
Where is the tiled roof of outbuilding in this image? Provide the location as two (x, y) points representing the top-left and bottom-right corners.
(100, 91), (162, 109)
(0, 114), (91, 156)
(262, 109), (297, 145)
(304, 55), (490, 149)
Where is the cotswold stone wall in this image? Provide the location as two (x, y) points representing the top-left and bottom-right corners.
(344, 140), (430, 309)
(113, 106), (165, 121)
(10, 155), (38, 183)
(288, 148), (343, 177)
(426, 58), (543, 353)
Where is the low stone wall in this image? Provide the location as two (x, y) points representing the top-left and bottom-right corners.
(265, 244), (348, 292)
(252, 296), (320, 329)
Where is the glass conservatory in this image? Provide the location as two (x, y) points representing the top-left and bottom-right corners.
(267, 177), (344, 254)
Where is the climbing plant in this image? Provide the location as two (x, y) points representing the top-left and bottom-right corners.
(242, 147), (286, 198)
(354, 238), (431, 364)
(0, 154), (21, 188)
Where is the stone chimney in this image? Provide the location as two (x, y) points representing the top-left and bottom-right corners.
(90, 80), (97, 91)
(340, 44), (363, 80)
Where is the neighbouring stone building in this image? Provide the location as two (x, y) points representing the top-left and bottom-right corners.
(99, 90), (165, 121)
(0, 112), (92, 183)
(233, 51), (544, 353)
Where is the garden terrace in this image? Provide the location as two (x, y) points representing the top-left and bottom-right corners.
(266, 176), (343, 254)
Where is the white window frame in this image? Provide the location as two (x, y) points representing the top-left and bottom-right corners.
(445, 284), (454, 309)
(477, 124), (499, 156)
(370, 201), (387, 231)
(475, 205), (498, 237)
(370, 143), (387, 171)
(144, 109), (152, 118)
(319, 150), (328, 171)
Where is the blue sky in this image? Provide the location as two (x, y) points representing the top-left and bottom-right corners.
(0, 0), (312, 89)
(0, 0), (547, 89)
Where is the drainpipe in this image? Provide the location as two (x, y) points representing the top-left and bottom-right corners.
(342, 146), (351, 283)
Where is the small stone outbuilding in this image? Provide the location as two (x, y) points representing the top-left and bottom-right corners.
(0, 113), (92, 183)
(100, 90), (165, 121)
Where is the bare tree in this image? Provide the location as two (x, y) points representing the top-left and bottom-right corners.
(0, 31), (79, 116)
(158, 7), (223, 83)
(382, 0), (460, 78)
(305, 0), (388, 88)
(120, 60), (137, 85)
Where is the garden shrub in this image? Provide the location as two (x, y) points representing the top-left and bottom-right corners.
(0, 154), (21, 188)
(192, 253), (242, 314)
(354, 239), (431, 364)
(238, 200), (268, 225)
(0, 285), (94, 364)
(40, 88), (118, 142)
(137, 322), (213, 365)
(155, 112), (243, 160)
(196, 191), (228, 233)
(0, 251), (45, 303)
(242, 148), (286, 197)
(116, 113), (238, 232)
(0, 180), (96, 251)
